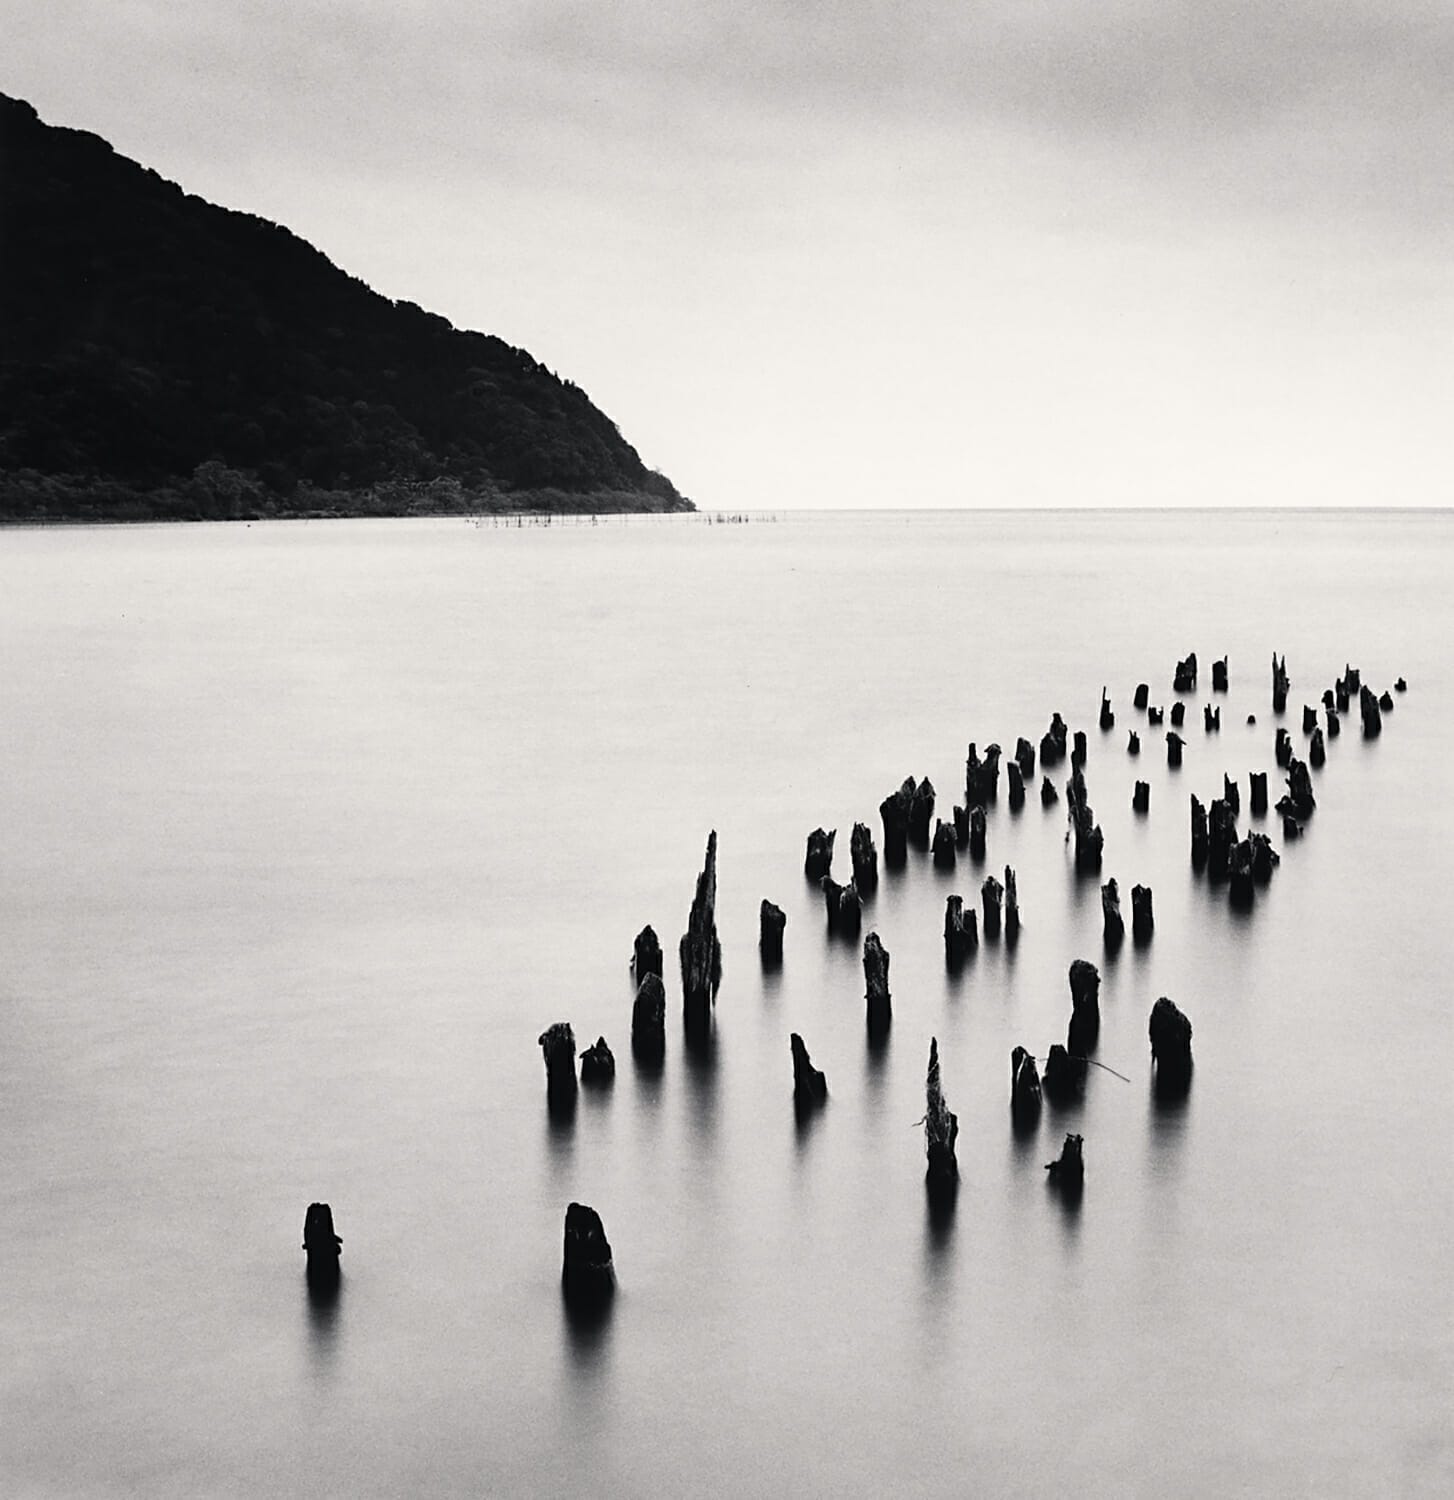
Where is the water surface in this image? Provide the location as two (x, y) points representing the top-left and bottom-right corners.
(2, 510), (1450, 1496)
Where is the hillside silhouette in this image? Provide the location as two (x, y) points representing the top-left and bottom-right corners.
(0, 94), (691, 520)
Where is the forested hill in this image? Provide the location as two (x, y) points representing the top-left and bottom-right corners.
(0, 93), (692, 519)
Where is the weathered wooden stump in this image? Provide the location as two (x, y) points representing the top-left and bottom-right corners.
(1360, 685), (1382, 737)
(909, 778), (936, 850)
(953, 804), (970, 847)
(1272, 653), (1290, 714)
(1149, 998), (1193, 1096)
(1131, 884), (1154, 944)
(303, 1203), (342, 1289)
(759, 901), (786, 966)
(822, 876), (862, 938)
(1011, 1045), (1042, 1126)
(944, 895), (978, 966)
(932, 818), (957, 869)
(965, 742), (1003, 808)
(631, 974), (666, 1063)
(1045, 1133), (1084, 1194)
(1102, 877), (1124, 948)
(562, 1202), (615, 1308)
(804, 827), (835, 881)
(1208, 797), (1238, 880)
(981, 874), (1004, 939)
(863, 932), (891, 1036)
(1067, 767), (1104, 872)
(539, 1022), (578, 1111)
(1190, 794), (1209, 867)
(1040, 713), (1069, 767)
(1007, 761), (1026, 811)
(879, 778), (915, 867)
(1276, 757), (1316, 821)
(632, 926), (662, 980)
(1067, 959), (1101, 1056)
(1043, 1043), (1087, 1102)
(580, 1037), (615, 1085)
(850, 822), (879, 893)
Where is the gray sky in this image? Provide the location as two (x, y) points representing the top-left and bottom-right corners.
(8, 1), (1452, 507)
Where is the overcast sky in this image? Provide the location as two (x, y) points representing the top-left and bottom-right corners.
(7, 2), (1451, 508)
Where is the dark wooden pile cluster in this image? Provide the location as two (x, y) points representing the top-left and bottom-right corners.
(307, 652), (1408, 1309)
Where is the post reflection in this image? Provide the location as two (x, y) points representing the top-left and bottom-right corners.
(562, 1286), (614, 1384)
(305, 1270), (341, 1375)
(682, 1020), (719, 1146)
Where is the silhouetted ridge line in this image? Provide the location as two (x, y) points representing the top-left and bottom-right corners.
(0, 92), (692, 520)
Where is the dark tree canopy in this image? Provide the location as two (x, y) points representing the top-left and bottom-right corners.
(0, 93), (692, 520)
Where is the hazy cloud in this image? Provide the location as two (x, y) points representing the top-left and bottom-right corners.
(11, 2), (1452, 230)
(5, 2), (1450, 506)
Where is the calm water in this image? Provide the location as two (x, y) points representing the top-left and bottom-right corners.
(2, 511), (1451, 1497)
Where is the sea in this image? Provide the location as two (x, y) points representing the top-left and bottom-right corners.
(1, 509), (1450, 1498)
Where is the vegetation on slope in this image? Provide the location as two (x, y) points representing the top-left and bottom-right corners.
(0, 94), (691, 520)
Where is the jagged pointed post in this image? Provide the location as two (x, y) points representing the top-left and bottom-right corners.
(924, 1038), (959, 1199)
(790, 1033), (827, 1108)
(1011, 1045), (1041, 1126)
(680, 832), (722, 1035)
